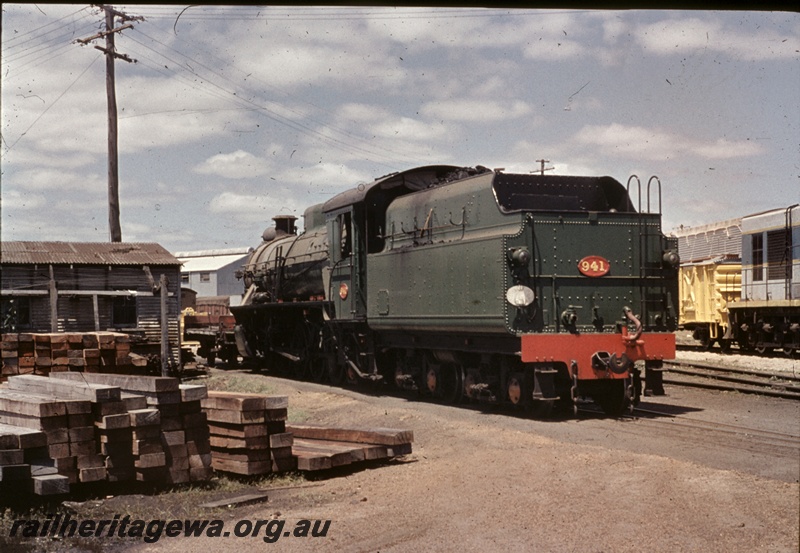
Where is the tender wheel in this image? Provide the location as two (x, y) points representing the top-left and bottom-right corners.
(507, 375), (523, 406)
(438, 363), (463, 404)
(719, 339), (732, 353)
(782, 346), (796, 358)
(754, 345), (773, 355)
(424, 366), (438, 395)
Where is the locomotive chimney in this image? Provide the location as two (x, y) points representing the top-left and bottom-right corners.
(273, 215), (298, 235)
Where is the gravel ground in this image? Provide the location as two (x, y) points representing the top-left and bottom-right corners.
(115, 366), (799, 553)
(675, 349), (800, 375)
(3, 348), (797, 553)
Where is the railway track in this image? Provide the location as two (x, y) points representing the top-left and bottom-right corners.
(663, 359), (800, 400)
(575, 403), (800, 460)
(629, 406), (800, 460)
(676, 342), (799, 358)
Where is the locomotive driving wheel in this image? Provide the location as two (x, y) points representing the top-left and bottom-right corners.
(421, 362), (463, 404)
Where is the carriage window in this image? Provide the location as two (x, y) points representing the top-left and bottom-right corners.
(752, 233), (763, 281)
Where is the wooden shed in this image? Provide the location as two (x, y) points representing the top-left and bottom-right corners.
(1, 242), (182, 363)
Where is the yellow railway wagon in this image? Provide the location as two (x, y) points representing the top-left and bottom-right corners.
(679, 261), (741, 350)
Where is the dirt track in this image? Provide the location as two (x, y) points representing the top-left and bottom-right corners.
(122, 366), (799, 553)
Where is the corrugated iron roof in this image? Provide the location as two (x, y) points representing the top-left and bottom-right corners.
(0, 241), (181, 266)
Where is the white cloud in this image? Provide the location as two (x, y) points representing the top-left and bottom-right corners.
(193, 150), (272, 179)
(6, 168), (106, 192)
(634, 16), (800, 61)
(207, 191), (305, 223)
(0, 190), (46, 211)
(573, 123), (765, 161)
(523, 38), (584, 60)
(421, 99), (531, 122)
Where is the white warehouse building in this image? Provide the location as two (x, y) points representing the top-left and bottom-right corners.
(175, 248), (251, 307)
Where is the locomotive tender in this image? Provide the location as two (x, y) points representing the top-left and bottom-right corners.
(232, 165), (679, 415)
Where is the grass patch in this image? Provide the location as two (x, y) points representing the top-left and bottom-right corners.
(205, 373), (277, 395)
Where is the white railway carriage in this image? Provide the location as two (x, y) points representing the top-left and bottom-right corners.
(731, 204), (800, 354)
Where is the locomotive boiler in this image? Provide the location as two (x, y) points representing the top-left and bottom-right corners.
(231, 165), (679, 415)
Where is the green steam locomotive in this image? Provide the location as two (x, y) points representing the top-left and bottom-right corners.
(231, 165), (679, 415)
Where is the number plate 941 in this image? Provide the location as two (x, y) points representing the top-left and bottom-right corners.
(578, 255), (610, 277)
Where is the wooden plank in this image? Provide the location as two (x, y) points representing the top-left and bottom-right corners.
(209, 435), (269, 450)
(49, 371), (179, 393)
(204, 408), (265, 425)
(79, 466), (107, 482)
(160, 430), (185, 446)
(0, 449), (25, 466)
(92, 401), (127, 417)
(0, 424), (48, 449)
(68, 426), (95, 443)
(95, 413), (131, 430)
(6, 374), (120, 402)
(211, 448), (271, 463)
(128, 409), (160, 427)
(0, 390), (66, 417)
(202, 391), (266, 411)
(69, 441), (96, 457)
(265, 408), (287, 422)
(32, 473), (70, 495)
(269, 432), (294, 449)
(179, 384), (208, 402)
(207, 421), (268, 439)
(121, 393), (147, 411)
(287, 424), (413, 446)
(0, 464), (32, 482)
(211, 457), (271, 475)
(134, 452), (166, 468)
(291, 439), (360, 468)
(0, 412), (65, 432)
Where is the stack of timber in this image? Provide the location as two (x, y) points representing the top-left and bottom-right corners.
(287, 424), (413, 472)
(49, 372), (214, 484)
(202, 391), (295, 475)
(0, 390), (80, 494)
(0, 332), (145, 383)
(0, 422), (69, 496)
(0, 373), (213, 496)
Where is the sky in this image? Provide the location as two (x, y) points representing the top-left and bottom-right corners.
(2, 5), (799, 254)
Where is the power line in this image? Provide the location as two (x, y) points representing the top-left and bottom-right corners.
(124, 29), (420, 166)
(4, 55), (101, 152)
(1, 6), (93, 47)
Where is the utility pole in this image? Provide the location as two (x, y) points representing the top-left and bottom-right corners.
(77, 5), (143, 243)
(533, 159), (554, 176)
